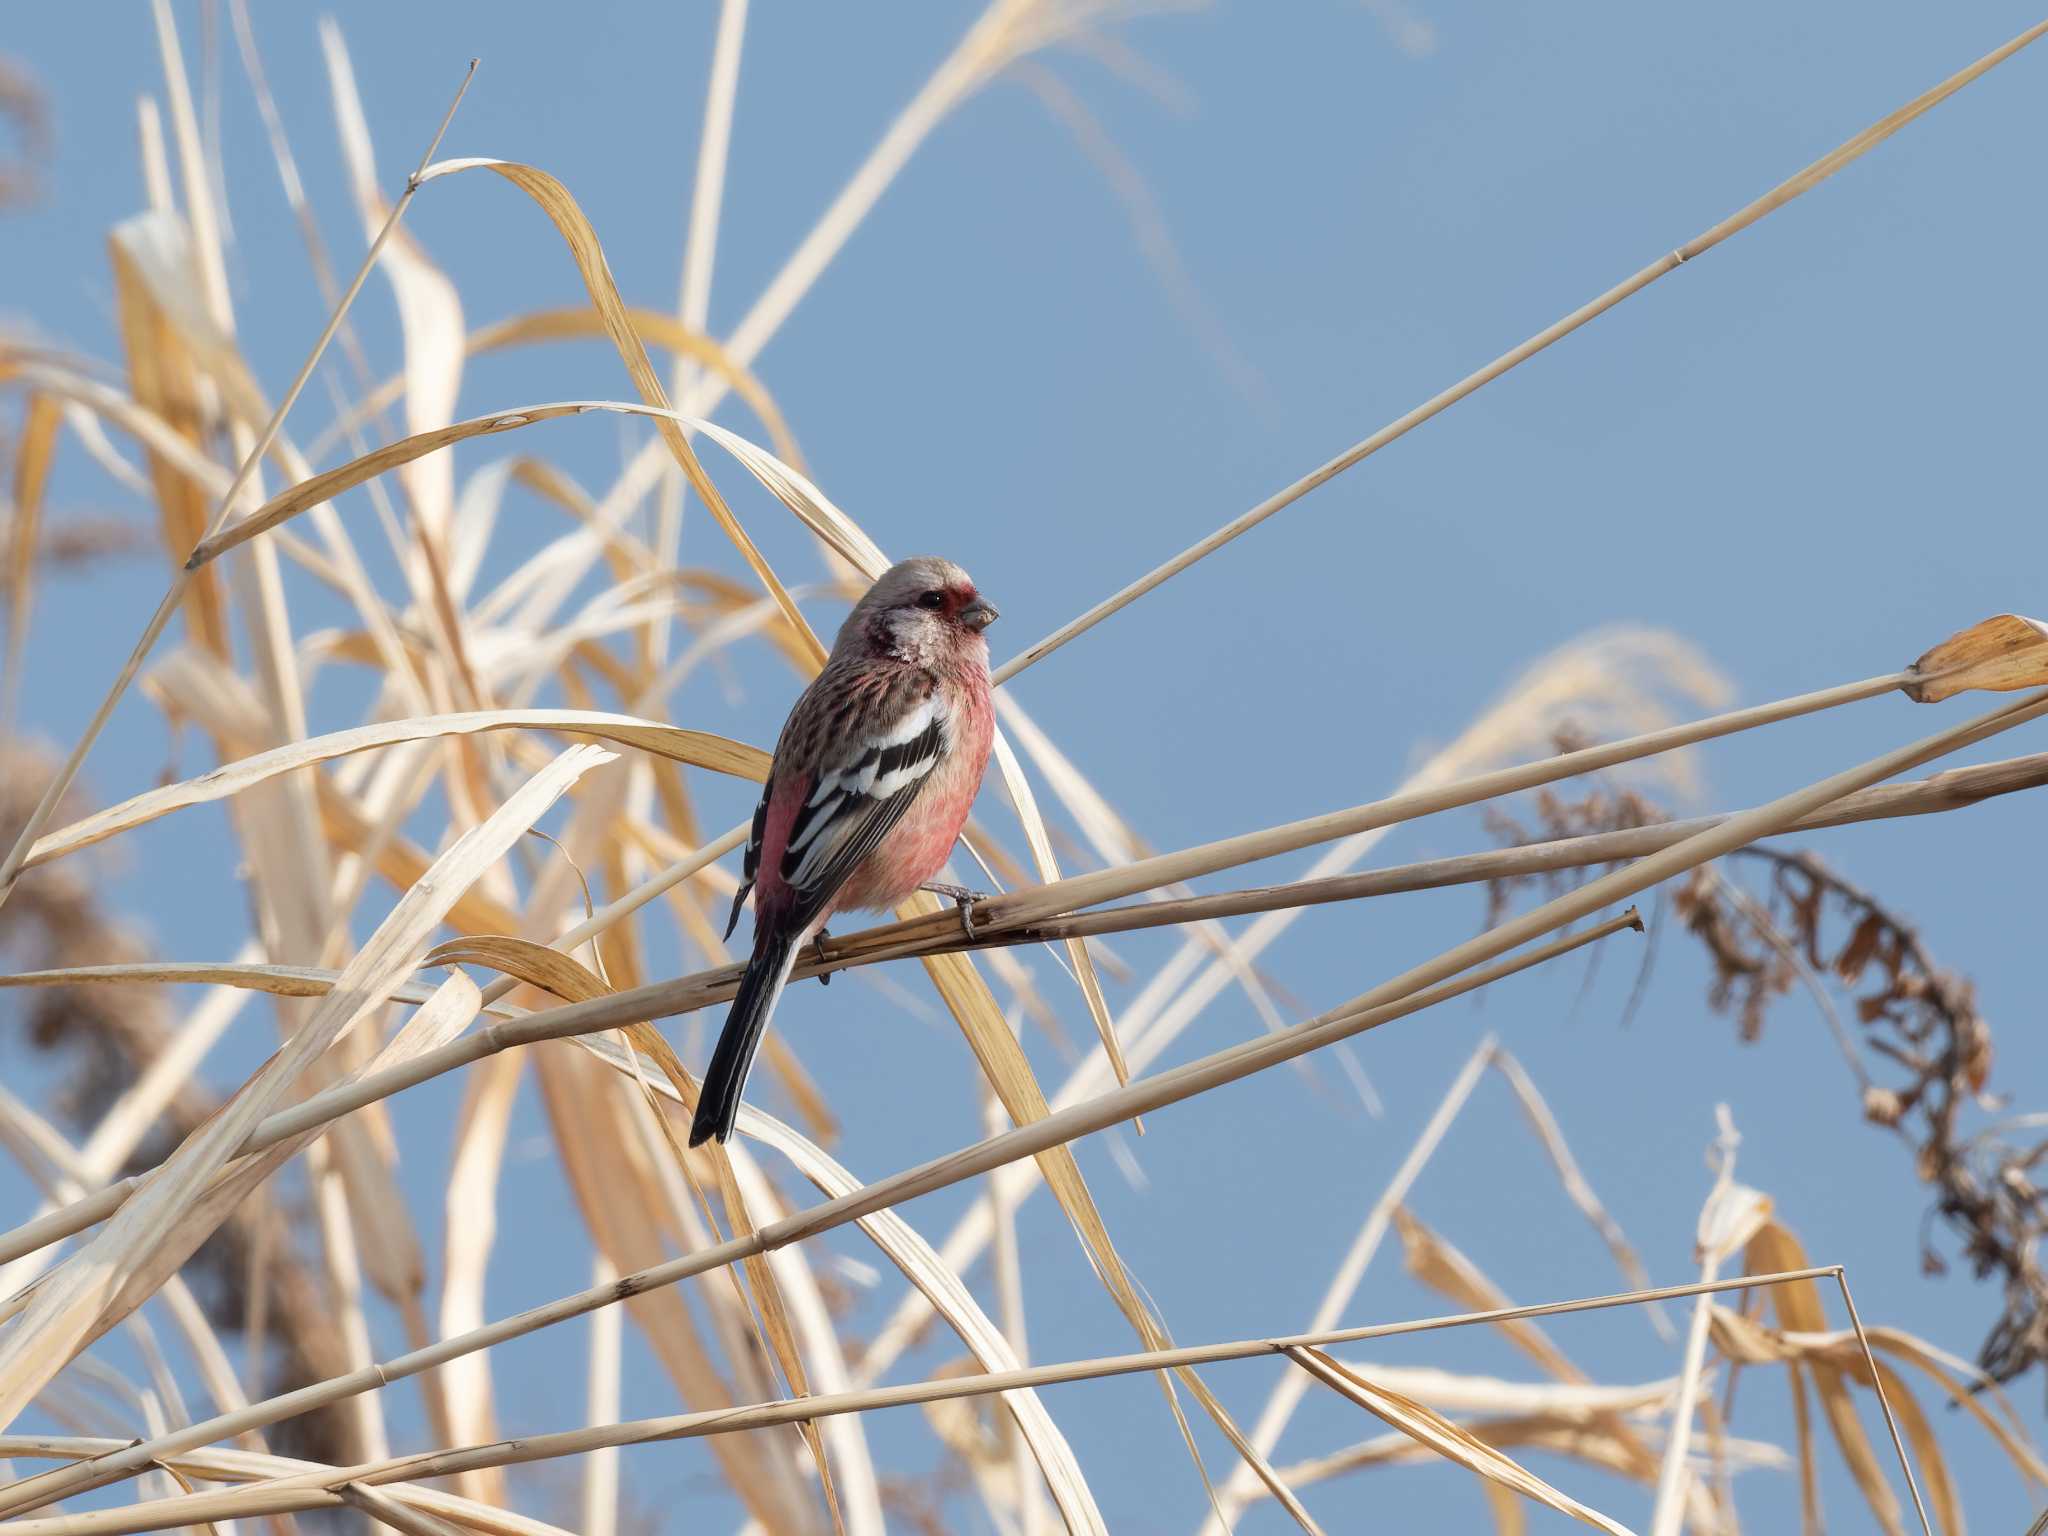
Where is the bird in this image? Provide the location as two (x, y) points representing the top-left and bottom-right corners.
(689, 556), (1000, 1146)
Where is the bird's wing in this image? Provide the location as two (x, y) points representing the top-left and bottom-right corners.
(778, 689), (949, 928)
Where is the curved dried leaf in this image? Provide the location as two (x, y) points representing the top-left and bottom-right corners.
(1866, 1330), (2048, 1490)
(421, 935), (609, 1005)
(1287, 1348), (1635, 1535)
(191, 400), (636, 564)
(1696, 1181), (1773, 1267)
(1865, 1359), (1959, 1536)
(690, 418), (882, 577)
(314, 306), (803, 474)
(435, 934), (844, 1524)
(25, 707), (765, 872)
(572, 1030), (1108, 1534)
(987, 731), (1130, 1088)
(1745, 1223), (1904, 1535)
(0, 745), (613, 1424)
(477, 309), (803, 468)
(1393, 1208), (1585, 1384)
(5, 392), (60, 711)
(1905, 613), (2048, 703)
(411, 156), (825, 664)
(192, 398), (829, 580)
(0, 961), (373, 999)
(1709, 1302), (2048, 1506)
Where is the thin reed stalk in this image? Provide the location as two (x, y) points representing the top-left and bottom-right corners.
(978, 671), (1911, 927)
(993, 18), (2048, 682)
(0, 1266), (1845, 1536)
(6, 739), (2046, 1278)
(4, 15), (2042, 1527)
(1835, 1271), (1937, 1536)
(339, 1481), (472, 1536)
(19, 679), (2046, 1515)
(0, 914), (1641, 1512)
(0, 60), (478, 909)
(1650, 1116), (1744, 1534)
(1205, 1043), (1497, 1532)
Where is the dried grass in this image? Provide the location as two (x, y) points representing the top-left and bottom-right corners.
(0, 10), (2044, 1534)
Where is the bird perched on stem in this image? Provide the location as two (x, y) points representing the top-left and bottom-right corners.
(689, 556), (1000, 1146)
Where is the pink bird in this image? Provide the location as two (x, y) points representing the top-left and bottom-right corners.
(690, 556), (999, 1145)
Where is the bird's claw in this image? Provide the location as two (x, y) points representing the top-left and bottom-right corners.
(919, 881), (988, 943)
(812, 927), (832, 986)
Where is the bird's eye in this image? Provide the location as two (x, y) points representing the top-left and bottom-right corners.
(916, 590), (945, 610)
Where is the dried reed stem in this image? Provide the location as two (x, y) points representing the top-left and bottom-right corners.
(652, 0), (749, 659)
(6, 741), (2045, 1278)
(0, 1265), (1845, 1536)
(0, 915), (1639, 1512)
(1650, 1114), (1741, 1534)
(977, 672), (1912, 927)
(1004, 746), (2048, 944)
(20, 682), (2014, 1514)
(676, 0), (746, 352)
(1206, 1042), (1496, 1532)
(339, 1481), (471, 1536)
(0, 59), (478, 910)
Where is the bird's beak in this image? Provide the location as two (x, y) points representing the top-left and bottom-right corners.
(961, 598), (999, 633)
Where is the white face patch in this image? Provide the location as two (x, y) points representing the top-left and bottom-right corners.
(883, 608), (950, 666)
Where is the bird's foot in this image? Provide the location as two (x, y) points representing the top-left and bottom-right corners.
(920, 881), (989, 904)
(811, 926), (832, 986)
(919, 881), (989, 943)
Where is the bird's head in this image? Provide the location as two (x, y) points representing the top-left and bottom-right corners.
(844, 555), (999, 666)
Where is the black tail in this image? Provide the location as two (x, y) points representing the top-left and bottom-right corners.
(689, 927), (799, 1146)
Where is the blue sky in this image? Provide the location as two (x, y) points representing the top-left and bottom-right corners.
(6, 2), (2048, 1529)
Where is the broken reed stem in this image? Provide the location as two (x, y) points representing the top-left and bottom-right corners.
(994, 17), (2048, 682)
(0, 1266), (1844, 1536)
(338, 1482), (472, 1536)
(1834, 1270), (1937, 1536)
(0, 59), (478, 911)
(5, 743), (2045, 1273)
(0, 915), (1640, 1513)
